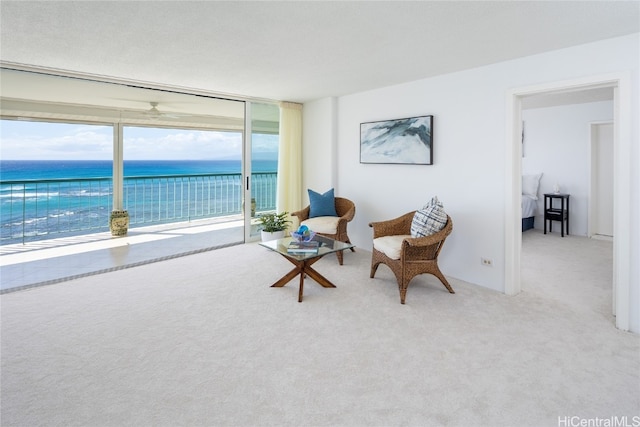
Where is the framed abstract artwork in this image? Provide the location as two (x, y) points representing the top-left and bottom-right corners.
(360, 115), (433, 165)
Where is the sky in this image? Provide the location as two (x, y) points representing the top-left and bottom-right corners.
(0, 120), (278, 161)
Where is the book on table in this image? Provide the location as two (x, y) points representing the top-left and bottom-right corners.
(287, 240), (320, 254)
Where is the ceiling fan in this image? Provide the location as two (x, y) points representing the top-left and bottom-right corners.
(142, 102), (184, 119)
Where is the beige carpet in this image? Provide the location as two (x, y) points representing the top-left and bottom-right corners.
(1, 233), (638, 426)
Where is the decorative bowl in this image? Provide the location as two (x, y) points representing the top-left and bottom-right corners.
(291, 231), (316, 242)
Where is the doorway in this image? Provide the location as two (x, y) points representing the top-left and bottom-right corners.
(519, 101), (614, 316)
(505, 73), (632, 331)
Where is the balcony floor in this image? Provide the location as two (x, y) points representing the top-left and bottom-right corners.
(0, 217), (247, 293)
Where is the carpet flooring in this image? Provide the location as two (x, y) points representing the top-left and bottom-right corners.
(1, 231), (638, 426)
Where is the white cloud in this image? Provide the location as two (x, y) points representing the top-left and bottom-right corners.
(124, 129), (243, 160)
(0, 121), (112, 160)
(1, 120), (278, 161)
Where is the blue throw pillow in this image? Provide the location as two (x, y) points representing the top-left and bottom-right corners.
(308, 188), (338, 218)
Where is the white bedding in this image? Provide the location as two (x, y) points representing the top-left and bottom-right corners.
(522, 195), (537, 218)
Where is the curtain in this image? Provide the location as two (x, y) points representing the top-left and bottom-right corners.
(277, 102), (303, 218)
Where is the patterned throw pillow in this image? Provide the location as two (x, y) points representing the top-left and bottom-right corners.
(410, 196), (447, 237)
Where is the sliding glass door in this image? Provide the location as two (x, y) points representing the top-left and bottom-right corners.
(245, 102), (280, 241)
(122, 125), (243, 238)
(0, 119), (114, 243)
(1, 67), (282, 249)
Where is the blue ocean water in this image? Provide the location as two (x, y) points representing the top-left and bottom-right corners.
(0, 159), (277, 242)
(0, 159), (277, 181)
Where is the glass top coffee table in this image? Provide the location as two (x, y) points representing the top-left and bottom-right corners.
(259, 234), (354, 302)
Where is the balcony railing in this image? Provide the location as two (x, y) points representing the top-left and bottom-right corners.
(0, 172), (277, 244)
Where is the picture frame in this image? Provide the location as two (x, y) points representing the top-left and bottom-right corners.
(360, 115), (433, 165)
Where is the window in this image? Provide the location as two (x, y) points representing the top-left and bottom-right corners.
(0, 119), (113, 241)
(122, 125), (244, 225)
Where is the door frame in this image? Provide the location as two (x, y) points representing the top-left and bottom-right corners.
(243, 101), (255, 242)
(588, 121), (614, 239)
(505, 72), (632, 331)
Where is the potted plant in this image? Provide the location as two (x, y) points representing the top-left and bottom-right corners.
(258, 211), (291, 241)
(109, 209), (129, 237)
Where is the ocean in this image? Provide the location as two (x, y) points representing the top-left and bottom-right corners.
(0, 159), (278, 242)
(0, 159), (278, 180)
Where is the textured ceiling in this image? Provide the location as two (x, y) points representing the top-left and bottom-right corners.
(1, 1), (639, 103)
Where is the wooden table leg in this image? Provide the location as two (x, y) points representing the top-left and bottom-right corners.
(270, 266), (302, 288)
(303, 265), (337, 289)
(269, 254), (340, 302)
(298, 270), (305, 302)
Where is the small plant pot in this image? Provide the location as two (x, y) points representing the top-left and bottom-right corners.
(110, 210), (129, 237)
(261, 230), (285, 242)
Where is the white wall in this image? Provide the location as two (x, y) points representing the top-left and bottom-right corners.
(298, 97), (336, 208)
(522, 101), (614, 236)
(302, 33), (639, 332)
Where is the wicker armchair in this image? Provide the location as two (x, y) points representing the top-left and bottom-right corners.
(369, 212), (454, 304)
(291, 197), (356, 265)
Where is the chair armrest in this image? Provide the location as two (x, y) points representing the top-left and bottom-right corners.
(369, 211), (416, 238)
(403, 233), (444, 248)
(291, 206), (311, 222)
(339, 203), (355, 222)
(335, 211), (355, 235)
(402, 217), (453, 248)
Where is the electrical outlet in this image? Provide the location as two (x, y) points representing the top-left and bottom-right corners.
(481, 258), (493, 267)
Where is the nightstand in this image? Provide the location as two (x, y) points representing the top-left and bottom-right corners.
(544, 193), (570, 237)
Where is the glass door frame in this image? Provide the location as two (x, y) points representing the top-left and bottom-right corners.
(243, 101), (281, 243)
(243, 102), (257, 242)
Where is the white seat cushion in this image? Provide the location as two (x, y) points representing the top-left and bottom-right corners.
(373, 235), (411, 260)
(301, 216), (340, 234)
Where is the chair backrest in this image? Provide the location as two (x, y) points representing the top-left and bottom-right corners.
(334, 197), (355, 219)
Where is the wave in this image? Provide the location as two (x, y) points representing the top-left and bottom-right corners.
(0, 189), (112, 201)
(14, 216), (48, 226)
(68, 190), (112, 197)
(49, 211), (76, 218)
(0, 185), (35, 192)
(3, 210), (76, 226)
(0, 191), (60, 199)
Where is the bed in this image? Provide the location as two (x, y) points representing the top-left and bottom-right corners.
(522, 173), (542, 232)
(522, 195), (537, 231)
